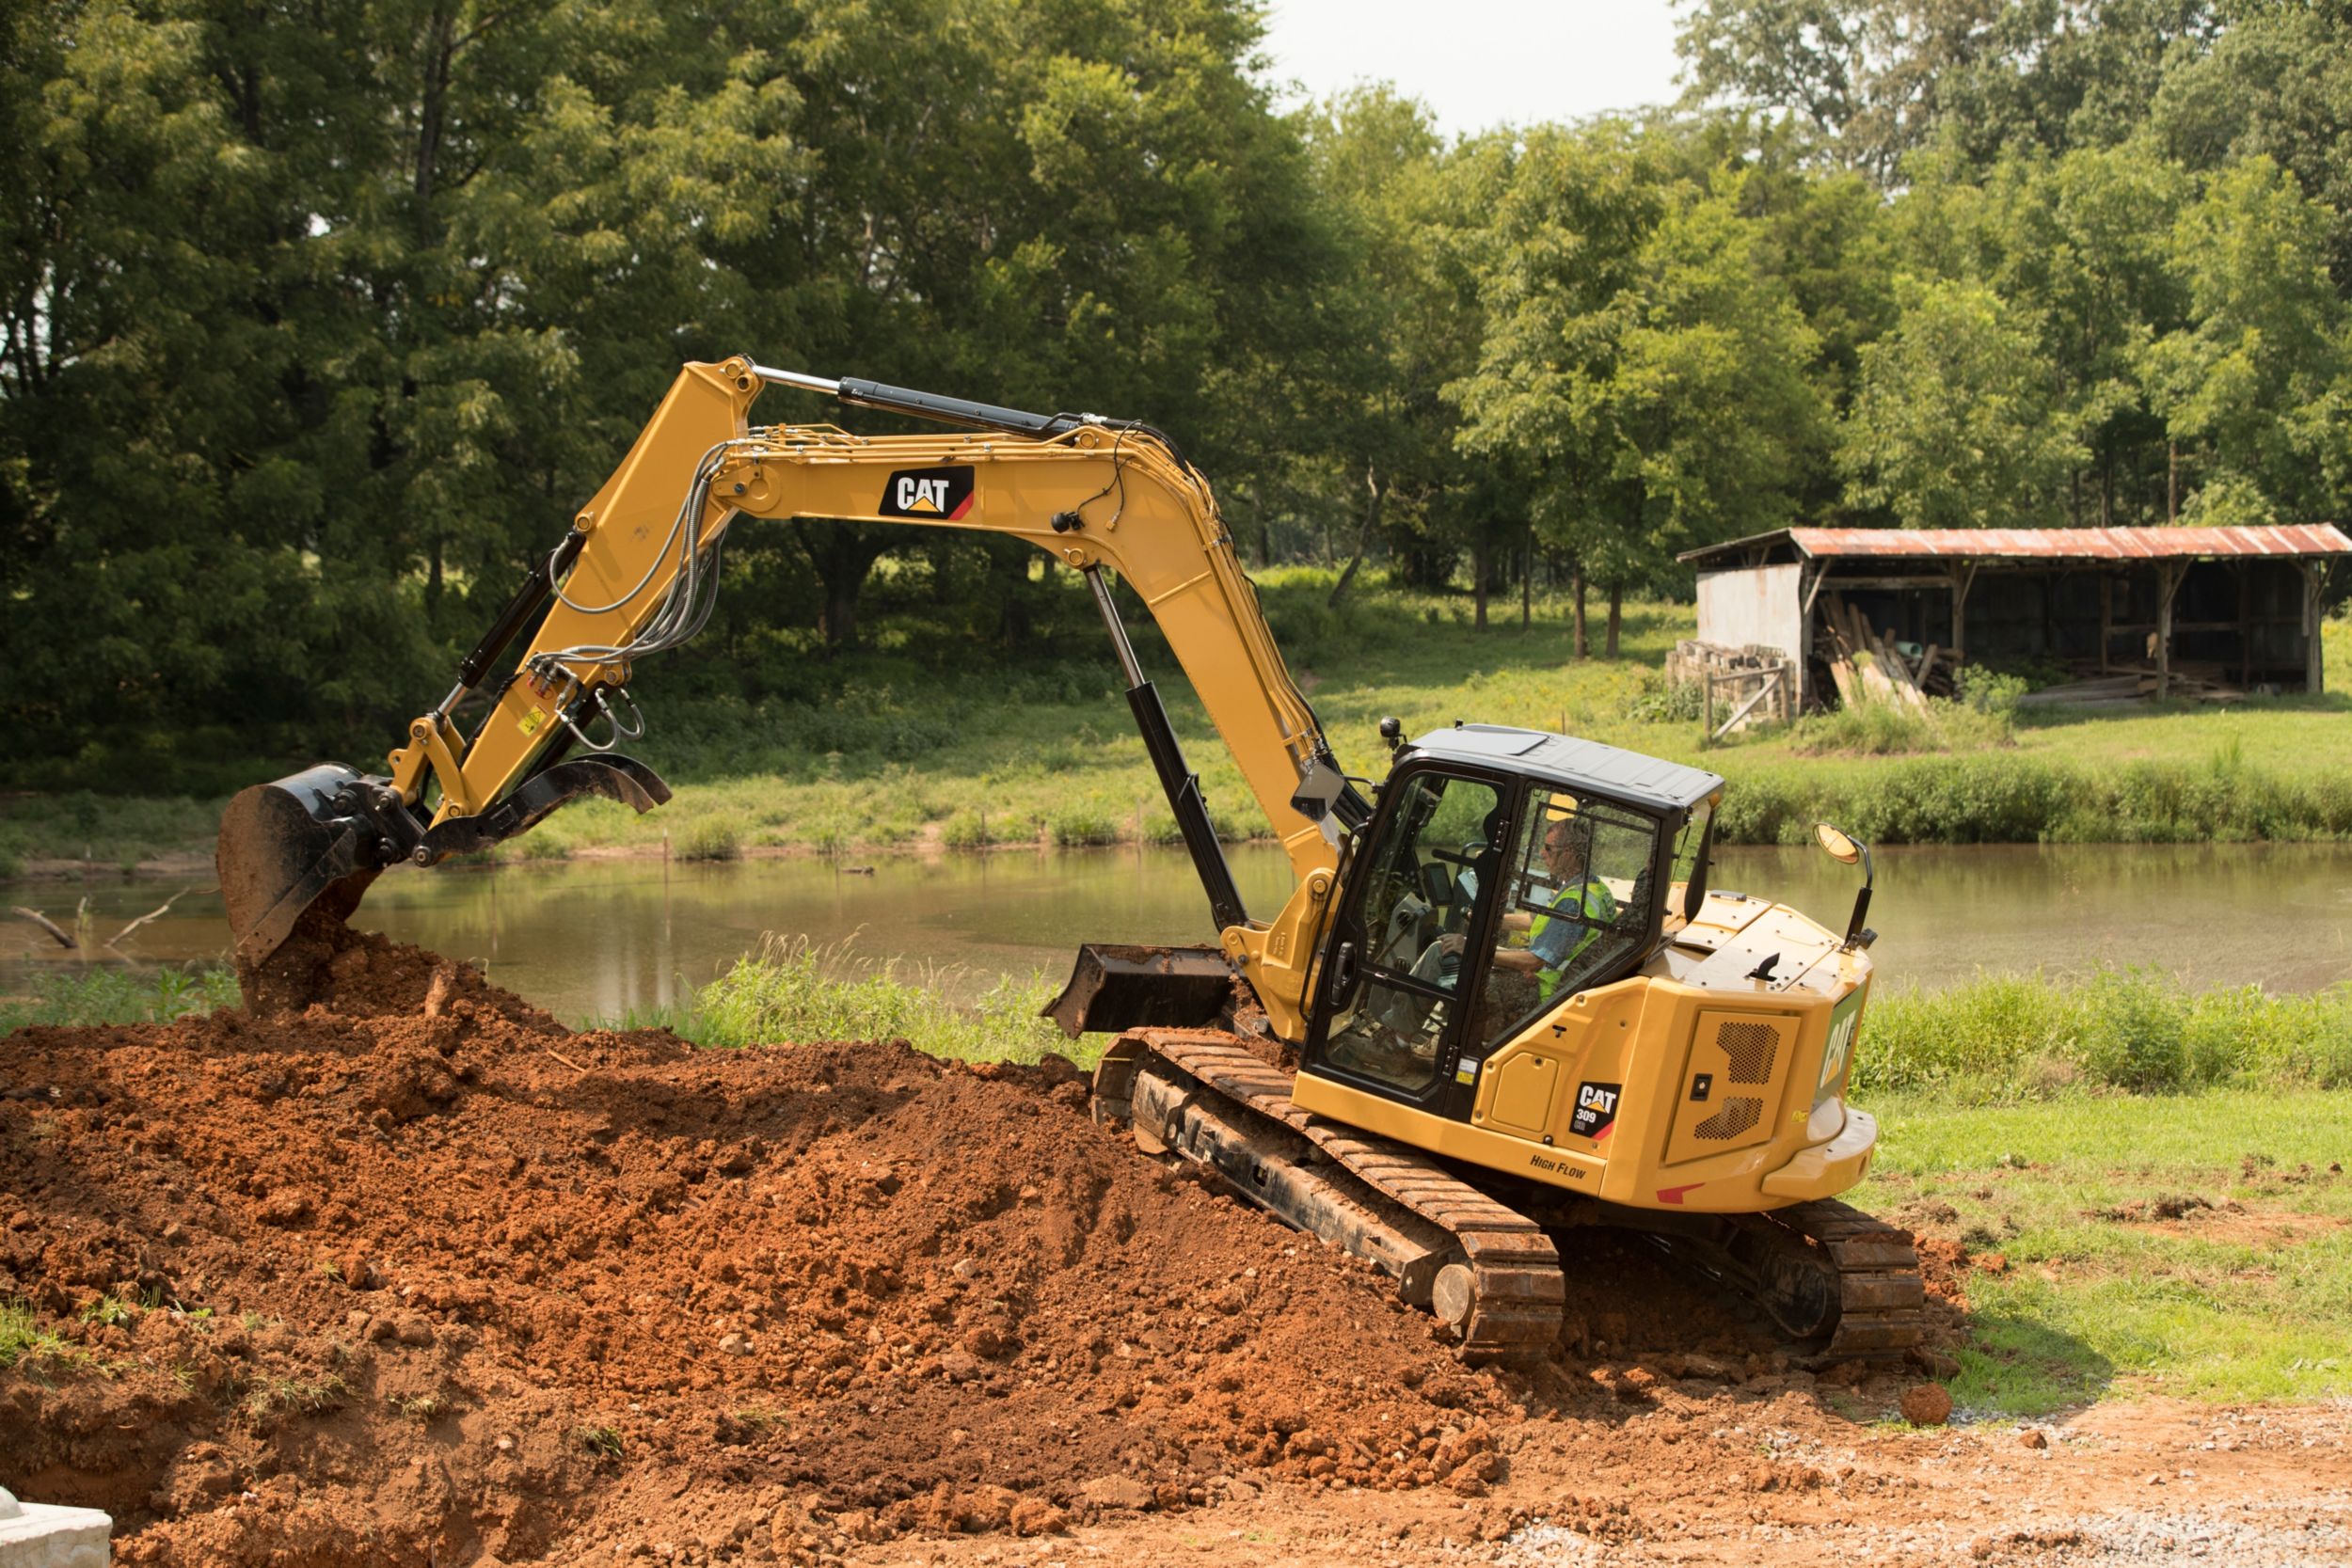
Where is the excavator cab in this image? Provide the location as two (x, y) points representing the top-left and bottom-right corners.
(1300, 725), (1716, 1126)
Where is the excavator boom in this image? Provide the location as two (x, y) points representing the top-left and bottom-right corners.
(220, 356), (1360, 1034)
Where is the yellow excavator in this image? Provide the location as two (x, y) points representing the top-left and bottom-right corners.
(218, 356), (1922, 1364)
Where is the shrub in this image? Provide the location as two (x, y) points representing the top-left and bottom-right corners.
(1619, 671), (1704, 724)
(678, 818), (741, 862)
(2074, 969), (2190, 1091)
(1049, 808), (1120, 847)
(1713, 750), (2352, 847)
(940, 810), (994, 848)
(1953, 665), (2031, 717)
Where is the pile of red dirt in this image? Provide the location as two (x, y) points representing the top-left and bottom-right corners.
(3, 918), (1928, 1565)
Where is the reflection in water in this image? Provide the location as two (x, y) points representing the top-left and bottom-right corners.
(4, 841), (2347, 1023)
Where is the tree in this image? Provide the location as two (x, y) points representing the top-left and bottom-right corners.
(1837, 277), (2088, 526)
(1678, 0), (2217, 183)
(1885, 140), (2191, 523)
(2152, 1), (2352, 289)
(2137, 157), (2350, 525)
(1451, 120), (1825, 653)
(1298, 87), (1491, 610)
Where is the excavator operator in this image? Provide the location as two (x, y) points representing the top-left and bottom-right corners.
(1492, 800), (1616, 1002)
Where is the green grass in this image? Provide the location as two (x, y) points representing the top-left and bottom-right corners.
(0, 790), (222, 871)
(242, 1372), (351, 1422)
(637, 933), (1086, 1066)
(1859, 969), (2352, 1102)
(1861, 1087), (2352, 1415)
(0, 1298), (81, 1370)
(0, 965), (240, 1034)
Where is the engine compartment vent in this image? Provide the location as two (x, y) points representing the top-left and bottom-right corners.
(1715, 1020), (1777, 1084)
(1692, 1096), (1763, 1141)
(1666, 1008), (1792, 1164)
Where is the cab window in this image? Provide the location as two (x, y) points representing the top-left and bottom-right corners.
(1322, 773), (1502, 1094)
(1472, 788), (1657, 1051)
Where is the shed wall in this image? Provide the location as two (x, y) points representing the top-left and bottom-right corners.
(1695, 565), (1804, 665)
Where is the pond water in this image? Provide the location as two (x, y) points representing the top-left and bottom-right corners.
(5, 841), (2347, 1023)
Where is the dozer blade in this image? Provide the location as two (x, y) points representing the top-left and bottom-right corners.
(217, 764), (413, 967)
(219, 753), (673, 966)
(1042, 942), (1235, 1037)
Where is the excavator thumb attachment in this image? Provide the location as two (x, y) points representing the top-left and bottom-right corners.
(1042, 942), (1235, 1037)
(219, 755), (671, 966)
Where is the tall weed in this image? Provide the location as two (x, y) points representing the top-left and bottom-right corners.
(1, 965), (240, 1033)
(1788, 697), (2013, 757)
(1856, 968), (2352, 1103)
(689, 934), (1079, 1065)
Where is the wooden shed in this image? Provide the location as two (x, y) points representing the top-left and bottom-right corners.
(1677, 525), (2350, 711)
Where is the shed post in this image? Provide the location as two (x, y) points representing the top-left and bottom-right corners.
(1947, 565), (1978, 669)
(2155, 562), (2184, 700)
(2301, 561), (2327, 695)
(2236, 563), (2252, 689)
(1796, 565), (1815, 710)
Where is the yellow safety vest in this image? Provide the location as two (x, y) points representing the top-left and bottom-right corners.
(1528, 878), (1615, 1003)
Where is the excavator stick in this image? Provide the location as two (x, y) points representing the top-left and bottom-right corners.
(218, 755), (671, 966)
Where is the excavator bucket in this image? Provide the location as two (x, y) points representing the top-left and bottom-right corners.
(219, 754), (673, 966)
(217, 764), (408, 967)
(1042, 942), (1236, 1037)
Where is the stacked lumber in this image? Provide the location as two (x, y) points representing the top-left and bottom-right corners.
(1820, 597), (1946, 709)
(2018, 662), (2247, 707)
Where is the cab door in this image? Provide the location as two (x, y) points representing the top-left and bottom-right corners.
(1303, 767), (1510, 1112)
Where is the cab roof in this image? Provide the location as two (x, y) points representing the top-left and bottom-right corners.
(1405, 724), (1724, 816)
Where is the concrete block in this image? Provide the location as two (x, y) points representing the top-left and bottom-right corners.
(0, 1485), (111, 1568)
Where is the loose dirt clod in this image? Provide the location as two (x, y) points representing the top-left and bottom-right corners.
(1901, 1383), (1955, 1427)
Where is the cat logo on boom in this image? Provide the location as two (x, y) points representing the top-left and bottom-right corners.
(879, 465), (976, 520)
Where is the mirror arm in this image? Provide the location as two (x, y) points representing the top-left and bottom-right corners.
(1844, 842), (1875, 948)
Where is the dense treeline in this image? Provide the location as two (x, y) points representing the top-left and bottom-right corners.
(4, 0), (2349, 782)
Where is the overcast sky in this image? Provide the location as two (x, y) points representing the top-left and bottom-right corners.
(1259, 0), (1689, 136)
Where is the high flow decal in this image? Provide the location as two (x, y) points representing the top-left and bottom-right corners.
(879, 465), (976, 520)
(1570, 1080), (1621, 1141)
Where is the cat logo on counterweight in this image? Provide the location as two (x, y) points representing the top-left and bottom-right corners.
(879, 465), (976, 519)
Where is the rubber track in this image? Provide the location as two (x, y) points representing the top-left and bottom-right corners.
(1763, 1198), (1929, 1360)
(1132, 1029), (1565, 1362)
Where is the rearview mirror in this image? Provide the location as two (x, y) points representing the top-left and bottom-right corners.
(1815, 822), (1862, 865)
(1813, 822), (1875, 948)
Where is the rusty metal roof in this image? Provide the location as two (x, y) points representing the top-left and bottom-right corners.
(1681, 524), (2352, 568)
